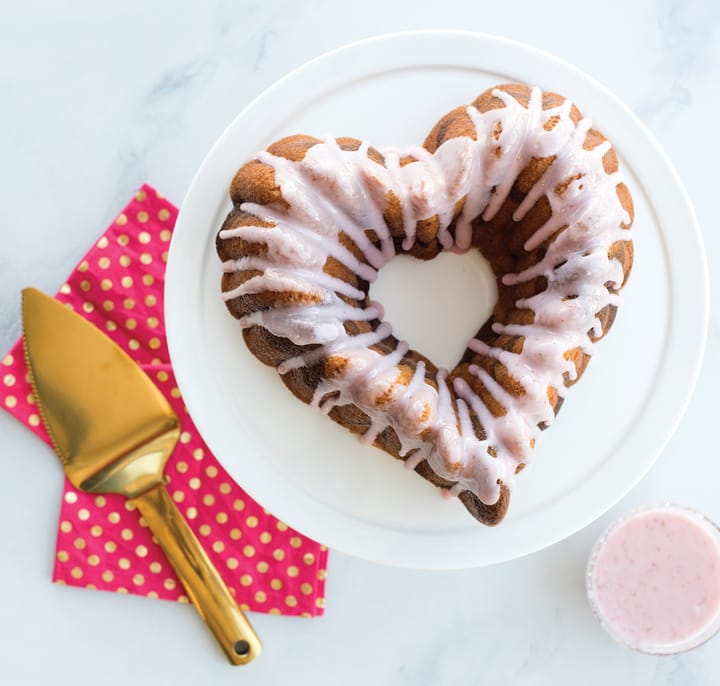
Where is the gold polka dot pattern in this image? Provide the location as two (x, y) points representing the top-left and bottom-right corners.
(0, 185), (327, 617)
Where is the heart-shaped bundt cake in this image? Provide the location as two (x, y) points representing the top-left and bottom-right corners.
(216, 83), (634, 526)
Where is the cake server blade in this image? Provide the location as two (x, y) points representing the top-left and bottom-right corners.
(21, 287), (261, 665)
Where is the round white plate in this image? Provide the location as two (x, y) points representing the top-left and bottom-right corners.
(165, 31), (708, 569)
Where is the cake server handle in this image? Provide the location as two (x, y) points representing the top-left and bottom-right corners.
(131, 483), (262, 665)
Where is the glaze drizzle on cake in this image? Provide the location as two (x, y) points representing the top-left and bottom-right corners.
(216, 84), (634, 524)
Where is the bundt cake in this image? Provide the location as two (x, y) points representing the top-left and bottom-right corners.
(216, 83), (634, 526)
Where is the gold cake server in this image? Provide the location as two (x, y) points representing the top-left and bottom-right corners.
(21, 287), (261, 665)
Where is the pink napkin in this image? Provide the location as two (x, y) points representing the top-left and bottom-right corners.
(1, 185), (328, 617)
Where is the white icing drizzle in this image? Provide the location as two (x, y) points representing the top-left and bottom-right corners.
(219, 87), (632, 506)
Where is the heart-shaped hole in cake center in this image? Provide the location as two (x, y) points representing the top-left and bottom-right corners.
(371, 250), (498, 370)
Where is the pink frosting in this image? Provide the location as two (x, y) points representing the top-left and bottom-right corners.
(591, 507), (720, 649)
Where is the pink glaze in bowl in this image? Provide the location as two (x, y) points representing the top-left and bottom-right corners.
(587, 504), (720, 654)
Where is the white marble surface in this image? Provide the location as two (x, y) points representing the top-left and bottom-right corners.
(1, 1), (718, 684)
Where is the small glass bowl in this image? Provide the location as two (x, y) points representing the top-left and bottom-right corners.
(586, 503), (720, 655)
